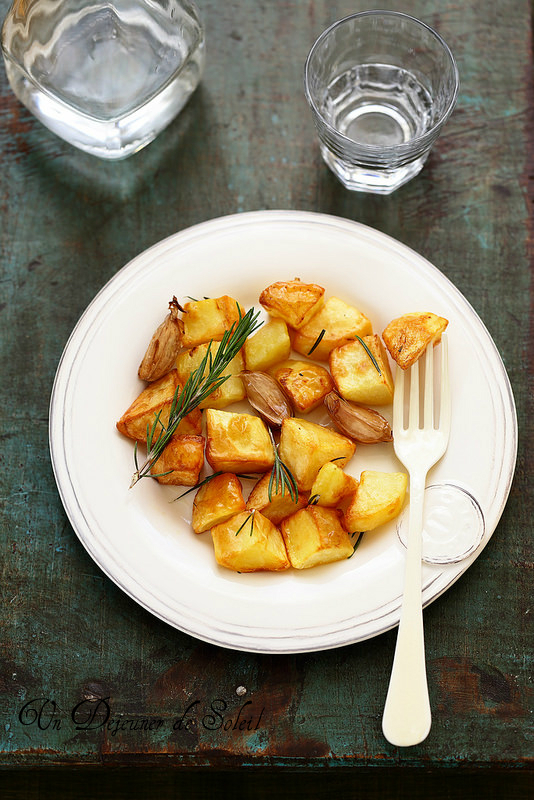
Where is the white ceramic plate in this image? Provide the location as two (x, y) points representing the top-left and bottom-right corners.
(49, 211), (517, 653)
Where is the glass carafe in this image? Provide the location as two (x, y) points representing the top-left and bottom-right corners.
(1, 0), (205, 159)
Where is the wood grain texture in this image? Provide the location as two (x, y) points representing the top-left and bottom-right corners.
(0, 0), (532, 778)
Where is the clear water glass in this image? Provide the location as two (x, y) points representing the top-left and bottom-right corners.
(304, 11), (459, 194)
(1, 0), (205, 160)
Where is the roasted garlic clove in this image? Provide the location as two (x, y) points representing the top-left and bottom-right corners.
(240, 370), (293, 428)
(138, 297), (184, 382)
(323, 391), (392, 444)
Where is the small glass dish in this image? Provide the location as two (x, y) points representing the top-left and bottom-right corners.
(396, 482), (486, 565)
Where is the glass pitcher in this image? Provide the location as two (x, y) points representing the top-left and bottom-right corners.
(1, 0), (205, 159)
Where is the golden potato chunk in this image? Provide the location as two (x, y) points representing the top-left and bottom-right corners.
(329, 335), (394, 406)
(205, 409), (275, 473)
(244, 318), (291, 372)
(259, 278), (325, 329)
(291, 296), (373, 361)
(280, 506), (354, 569)
(212, 510), (290, 572)
(246, 472), (308, 524)
(382, 312), (449, 369)
(344, 470), (408, 532)
(176, 342), (245, 409)
(116, 370), (202, 442)
(150, 434), (205, 486)
(309, 461), (358, 507)
(270, 360), (334, 414)
(181, 295), (243, 348)
(192, 473), (246, 533)
(279, 417), (355, 491)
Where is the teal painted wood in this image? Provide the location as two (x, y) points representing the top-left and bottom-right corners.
(0, 0), (532, 771)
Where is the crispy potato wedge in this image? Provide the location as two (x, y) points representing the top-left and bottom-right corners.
(192, 473), (246, 533)
(279, 417), (355, 491)
(205, 409), (274, 473)
(270, 359), (334, 413)
(246, 472), (308, 524)
(211, 510), (290, 572)
(280, 505), (354, 569)
(259, 278), (325, 329)
(309, 461), (358, 507)
(291, 296), (373, 361)
(344, 470), (408, 532)
(382, 312), (449, 369)
(244, 318), (291, 372)
(150, 434), (205, 486)
(329, 335), (394, 406)
(116, 370), (202, 442)
(176, 342), (245, 409)
(181, 295), (243, 348)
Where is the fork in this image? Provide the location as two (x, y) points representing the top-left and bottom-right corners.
(382, 335), (451, 747)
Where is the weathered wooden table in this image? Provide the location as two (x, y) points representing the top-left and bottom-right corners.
(1, 1), (532, 797)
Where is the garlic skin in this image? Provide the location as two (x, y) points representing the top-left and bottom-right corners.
(241, 370), (293, 428)
(138, 297), (184, 382)
(323, 391), (392, 444)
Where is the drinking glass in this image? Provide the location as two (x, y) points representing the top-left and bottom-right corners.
(1, 0), (205, 160)
(304, 11), (459, 194)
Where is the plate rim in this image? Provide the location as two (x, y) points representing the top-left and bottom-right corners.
(49, 209), (518, 653)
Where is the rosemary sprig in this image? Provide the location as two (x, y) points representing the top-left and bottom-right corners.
(267, 428), (298, 503)
(308, 494), (320, 505)
(355, 335), (381, 375)
(307, 328), (326, 356)
(130, 305), (262, 488)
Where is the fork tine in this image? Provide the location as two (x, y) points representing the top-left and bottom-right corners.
(439, 334), (451, 434)
(393, 363), (405, 430)
(409, 357), (419, 429)
(424, 342), (434, 429)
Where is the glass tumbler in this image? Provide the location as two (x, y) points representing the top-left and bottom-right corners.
(304, 11), (459, 194)
(1, 0), (205, 159)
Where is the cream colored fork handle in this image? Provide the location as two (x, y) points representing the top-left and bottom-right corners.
(382, 470), (431, 747)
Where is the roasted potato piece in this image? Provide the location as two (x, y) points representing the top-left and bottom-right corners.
(309, 461), (358, 507)
(176, 342), (245, 409)
(270, 359), (334, 414)
(181, 295), (243, 348)
(279, 417), (355, 491)
(259, 278), (325, 329)
(205, 409), (275, 473)
(192, 473), (246, 533)
(382, 312), (449, 369)
(150, 434), (205, 486)
(291, 296), (373, 361)
(329, 335), (394, 406)
(244, 318), (291, 371)
(211, 510), (290, 572)
(280, 505), (354, 569)
(116, 370), (202, 442)
(246, 472), (308, 524)
(344, 470), (408, 532)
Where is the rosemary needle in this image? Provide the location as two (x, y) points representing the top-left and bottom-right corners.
(307, 328), (326, 356)
(354, 335), (382, 375)
(130, 305), (262, 488)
